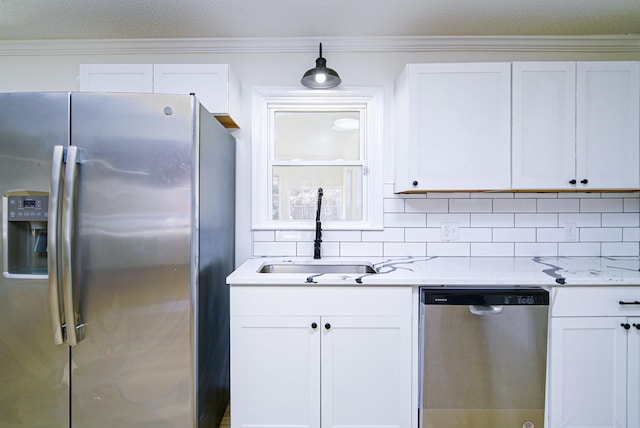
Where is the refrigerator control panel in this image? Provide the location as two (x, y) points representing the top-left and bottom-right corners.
(7, 195), (49, 221)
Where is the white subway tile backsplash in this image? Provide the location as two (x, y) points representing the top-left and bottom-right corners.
(459, 228), (492, 242)
(580, 198), (624, 213)
(340, 242), (383, 257)
(384, 242), (427, 257)
(515, 213), (558, 228)
(580, 228), (623, 242)
(493, 228), (536, 242)
(427, 192), (470, 199)
(427, 213), (470, 227)
(564, 192), (601, 199)
(252, 194), (640, 259)
(253, 241), (297, 256)
(623, 227), (640, 242)
(308, 241), (340, 257)
(405, 198), (448, 213)
(493, 198), (536, 213)
(253, 230), (275, 241)
(624, 197), (640, 213)
(275, 230), (314, 241)
(362, 228), (405, 242)
(384, 213), (426, 228)
(404, 228), (440, 242)
(323, 230), (362, 242)
(471, 213), (514, 227)
(602, 213), (640, 227)
(515, 192), (558, 199)
(537, 228), (565, 242)
(515, 242), (558, 257)
(384, 198), (405, 213)
(558, 243), (601, 257)
(601, 242), (640, 257)
(558, 213), (600, 227)
(449, 198), (492, 213)
(537, 198), (580, 213)
(471, 243), (514, 257)
(427, 242), (470, 257)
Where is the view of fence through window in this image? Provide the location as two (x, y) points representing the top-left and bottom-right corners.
(271, 110), (363, 222)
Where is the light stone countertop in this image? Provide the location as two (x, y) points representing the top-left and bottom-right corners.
(227, 256), (640, 287)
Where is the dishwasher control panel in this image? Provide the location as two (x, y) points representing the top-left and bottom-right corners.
(421, 288), (549, 305)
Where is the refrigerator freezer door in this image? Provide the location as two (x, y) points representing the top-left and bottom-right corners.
(68, 93), (196, 427)
(0, 92), (71, 427)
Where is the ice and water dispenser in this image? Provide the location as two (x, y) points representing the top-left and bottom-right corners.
(3, 192), (49, 277)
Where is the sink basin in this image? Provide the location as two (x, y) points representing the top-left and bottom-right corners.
(258, 263), (377, 274)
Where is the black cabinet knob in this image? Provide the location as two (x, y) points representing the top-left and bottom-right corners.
(325, 323), (331, 330)
(633, 323), (640, 330)
(621, 323), (631, 330)
(581, 179), (589, 184)
(311, 322), (318, 329)
(412, 180), (418, 186)
(569, 179), (577, 185)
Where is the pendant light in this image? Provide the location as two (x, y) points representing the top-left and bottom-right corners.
(301, 43), (342, 89)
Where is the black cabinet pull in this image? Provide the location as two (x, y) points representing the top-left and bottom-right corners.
(569, 179), (577, 184)
(412, 180), (418, 186)
(619, 300), (640, 305)
(621, 323), (631, 330)
(311, 322), (318, 329)
(324, 323), (331, 330)
(580, 179), (588, 184)
(633, 324), (640, 330)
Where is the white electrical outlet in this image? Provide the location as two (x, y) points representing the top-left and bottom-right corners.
(440, 222), (460, 241)
(564, 223), (577, 242)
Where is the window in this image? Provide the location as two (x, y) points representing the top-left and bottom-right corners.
(252, 87), (383, 230)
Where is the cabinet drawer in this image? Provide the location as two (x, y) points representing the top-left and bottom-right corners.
(551, 286), (640, 317)
(231, 286), (412, 316)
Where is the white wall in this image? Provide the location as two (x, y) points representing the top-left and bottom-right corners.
(1, 37), (639, 264)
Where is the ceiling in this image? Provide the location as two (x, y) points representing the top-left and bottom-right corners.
(1, 0), (639, 41)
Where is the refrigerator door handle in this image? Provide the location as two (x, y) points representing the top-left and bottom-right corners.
(61, 146), (79, 346)
(48, 146), (65, 345)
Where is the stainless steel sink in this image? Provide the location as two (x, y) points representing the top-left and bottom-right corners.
(258, 263), (377, 274)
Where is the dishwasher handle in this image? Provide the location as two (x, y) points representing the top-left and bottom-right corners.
(469, 305), (504, 315)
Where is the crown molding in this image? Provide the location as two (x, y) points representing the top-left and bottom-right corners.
(0, 35), (639, 56)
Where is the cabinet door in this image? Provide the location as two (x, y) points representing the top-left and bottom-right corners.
(153, 64), (230, 116)
(629, 318), (640, 428)
(321, 316), (411, 428)
(576, 61), (640, 189)
(512, 62), (576, 189)
(549, 317), (628, 428)
(405, 63), (511, 191)
(78, 64), (153, 93)
(230, 316), (321, 428)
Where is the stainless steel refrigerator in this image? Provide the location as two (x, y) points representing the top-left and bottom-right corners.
(0, 92), (235, 427)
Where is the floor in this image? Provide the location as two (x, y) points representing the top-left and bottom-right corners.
(218, 404), (230, 428)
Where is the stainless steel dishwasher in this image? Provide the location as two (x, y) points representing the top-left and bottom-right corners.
(419, 287), (549, 428)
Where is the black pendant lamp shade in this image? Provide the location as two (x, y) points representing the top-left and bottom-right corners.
(301, 43), (342, 89)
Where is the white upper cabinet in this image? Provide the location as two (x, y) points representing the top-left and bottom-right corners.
(512, 62), (576, 189)
(513, 61), (639, 190)
(78, 64), (154, 93)
(79, 63), (240, 128)
(394, 63), (512, 192)
(576, 61), (639, 189)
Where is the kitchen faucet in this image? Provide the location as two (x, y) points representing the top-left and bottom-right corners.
(313, 187), (323, 259)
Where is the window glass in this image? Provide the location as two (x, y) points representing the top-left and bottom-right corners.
(274, 111), (360, 161)
(252, 87), (383, 231)
(272, 166), (362, 221)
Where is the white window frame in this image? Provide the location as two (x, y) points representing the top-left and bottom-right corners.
(251, 86), (383, 231)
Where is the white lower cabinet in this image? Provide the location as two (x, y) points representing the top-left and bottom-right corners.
(230, 286), (412, 428)
(548, 287), (640, 428)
